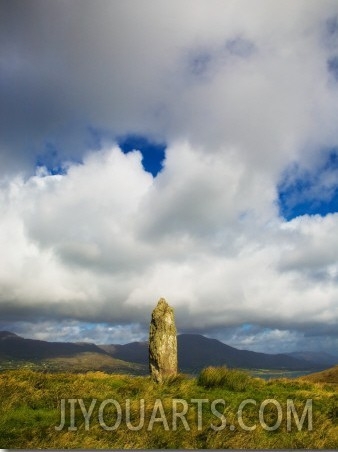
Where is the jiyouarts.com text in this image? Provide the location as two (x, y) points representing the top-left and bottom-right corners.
(55, 397), (313, 432)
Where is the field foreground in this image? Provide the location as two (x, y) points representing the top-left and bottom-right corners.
(0, 368), (337, 449)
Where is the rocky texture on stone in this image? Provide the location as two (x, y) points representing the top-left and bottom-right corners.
(149, 298), (177, 383)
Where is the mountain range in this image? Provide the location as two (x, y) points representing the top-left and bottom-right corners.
(0, 330), (336, 373)
(99, 333), (337, 372)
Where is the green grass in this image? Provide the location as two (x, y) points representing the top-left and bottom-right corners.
(197, 366), (250, 391)
(0, 367), (337, 449)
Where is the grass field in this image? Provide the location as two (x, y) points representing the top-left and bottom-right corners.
(0, 367), (337, 449)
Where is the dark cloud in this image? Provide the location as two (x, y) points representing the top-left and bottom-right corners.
(2, 0), (338, 177)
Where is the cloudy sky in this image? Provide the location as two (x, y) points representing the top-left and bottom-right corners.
(1, 0), (338, 354)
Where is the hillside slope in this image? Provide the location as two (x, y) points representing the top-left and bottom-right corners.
(299, 365), (338, 383)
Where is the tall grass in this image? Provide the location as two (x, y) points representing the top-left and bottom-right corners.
(197, 366), (250, 391)
(0, 368), (336, 449)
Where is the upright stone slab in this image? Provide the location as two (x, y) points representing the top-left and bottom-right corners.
(149, 298), (178, 383)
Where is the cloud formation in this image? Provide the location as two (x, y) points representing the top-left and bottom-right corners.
(2, 1), (338, 173)
(0, 143), (338, 352)
(0, 0), (338, 353)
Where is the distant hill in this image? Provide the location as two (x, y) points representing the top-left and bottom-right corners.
(286, 351), (338, 367)
(99, 341), (148, 364)
(100, 333), (325, 372)
(176, 334), (322, 372)
(299, 365), (338, 383)
(0, 331), (145, 374)
(0, 331), (106, 360)
(0, 331), (327, 373)
(0, 331), (18, 339)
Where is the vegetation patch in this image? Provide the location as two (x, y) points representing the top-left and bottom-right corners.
(0, 368), (336, 449)
(197, 366), (250, 391)
(300, 365), (338, 384)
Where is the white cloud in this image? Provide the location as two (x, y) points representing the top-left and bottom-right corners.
(0, 143), (337, 353)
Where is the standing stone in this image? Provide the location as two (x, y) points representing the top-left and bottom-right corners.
(149, 298), (178, 383)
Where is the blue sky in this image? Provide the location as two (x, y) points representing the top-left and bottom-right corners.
(0, 0), (338, 355)
(118, 135), (166, 177)
(278, 149), (338, 220)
